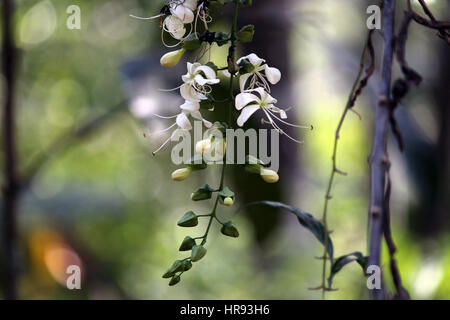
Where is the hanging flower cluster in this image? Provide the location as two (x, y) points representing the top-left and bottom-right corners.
(131, 0), (309, 287)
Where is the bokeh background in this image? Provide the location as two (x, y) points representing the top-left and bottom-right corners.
(0, 0), (449, 299)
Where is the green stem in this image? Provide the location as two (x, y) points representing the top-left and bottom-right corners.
(200, 0), (240, 246)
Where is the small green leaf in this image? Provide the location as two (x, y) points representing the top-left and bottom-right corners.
(179, 236), (197, 251)
(237, 25), (255, 43)
(191, 245), (207, 262)
(328, 252), (367, 288)
(191, 184), (214, 201)
(177, 211), (198, 227)
(169, 274), (181, 286)
(214, 31), (229, 46)
(183, 33), (202, 50)
(221, 221), (239, 238)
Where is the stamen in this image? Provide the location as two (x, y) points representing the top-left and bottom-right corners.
(149, 122), (177, 136)
(152, 135), (173, 155)
(129, 14), (164, 20)
(152, 114), (179, 119)
(157, 84), (183, 92)
(266, 109), (312, 130)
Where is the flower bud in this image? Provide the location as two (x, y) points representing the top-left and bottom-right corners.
(191, 245), (207, 262)
(191, 184), (214, 201)
(223, 197), (234, 207)
(221, 221), (239, 238)
(171, 167), (192, 181)
(195, 139), (212, 155)
(169, 274), (181, 286)
(260, 168), (279, 183)
(177, 211), (198, 227)
(162, 260), (184, 278)
(160, 48), (186, 68)
(179, 236), (196, 251)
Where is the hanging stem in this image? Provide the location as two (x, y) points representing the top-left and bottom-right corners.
(201, 0), (240, 245)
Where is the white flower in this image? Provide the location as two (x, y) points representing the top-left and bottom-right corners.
(235, 87), (308, 143)
(235, 87), (285, 126)
(180, 62), (220, 102)
(177, 100), (212, 129)
(233, 53), (281, 92)
(149, 100), (212, 155)
(163, 15), (187, 40)
(169, 0), (197, 24)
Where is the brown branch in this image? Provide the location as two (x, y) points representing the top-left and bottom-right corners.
(410, 0), (450, 45)
(368, 0), (396, 301)
(382, 165), (409, 299)
(2, 0), (19, 300)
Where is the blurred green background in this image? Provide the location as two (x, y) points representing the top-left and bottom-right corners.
(1, 0), (449, 299)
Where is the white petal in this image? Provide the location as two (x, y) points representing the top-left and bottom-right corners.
(176, 113), (192, 130)
(239, 73), (252, 92)
(180, 100), (200, 112)
(191, 111), (212, 128)
(194, 74), (219, 86)
(246, 53), (265, 66)
(171, 6), (194, 24)
(253, 87), (277, 104)
(237, 104), (260, 127)
(237, 53), (265, 66)
(183, 0), (198, 11)
(164, 16), (186, 40)
(194, 65), (217, 80)
(235, 92), (259, 110)
(265, 65), (281, 85)
(268, 105), (287, 119)
(180, 84), (200, 102)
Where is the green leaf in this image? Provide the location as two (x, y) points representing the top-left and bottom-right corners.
(191, 245), (207, 262)
(214, 31), (229, 46)
(237, 25), (255, 43)
(191, 184), (214, 201)
(183, 33), (202, 50)
(328, 252), (367, 288)
(179, 236), (196, 251)
(177, 211), (198, 227)
(245, 201), (334, 263)
(221, 221), (239, 238)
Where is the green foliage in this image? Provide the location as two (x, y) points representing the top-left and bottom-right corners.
(238, 25), (255, 43)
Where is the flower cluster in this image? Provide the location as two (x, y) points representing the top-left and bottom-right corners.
(131, 0), (309, 287)
(151, 62), (219, 155)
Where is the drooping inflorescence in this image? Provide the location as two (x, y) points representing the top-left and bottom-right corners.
(131, 0), (309, 286)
